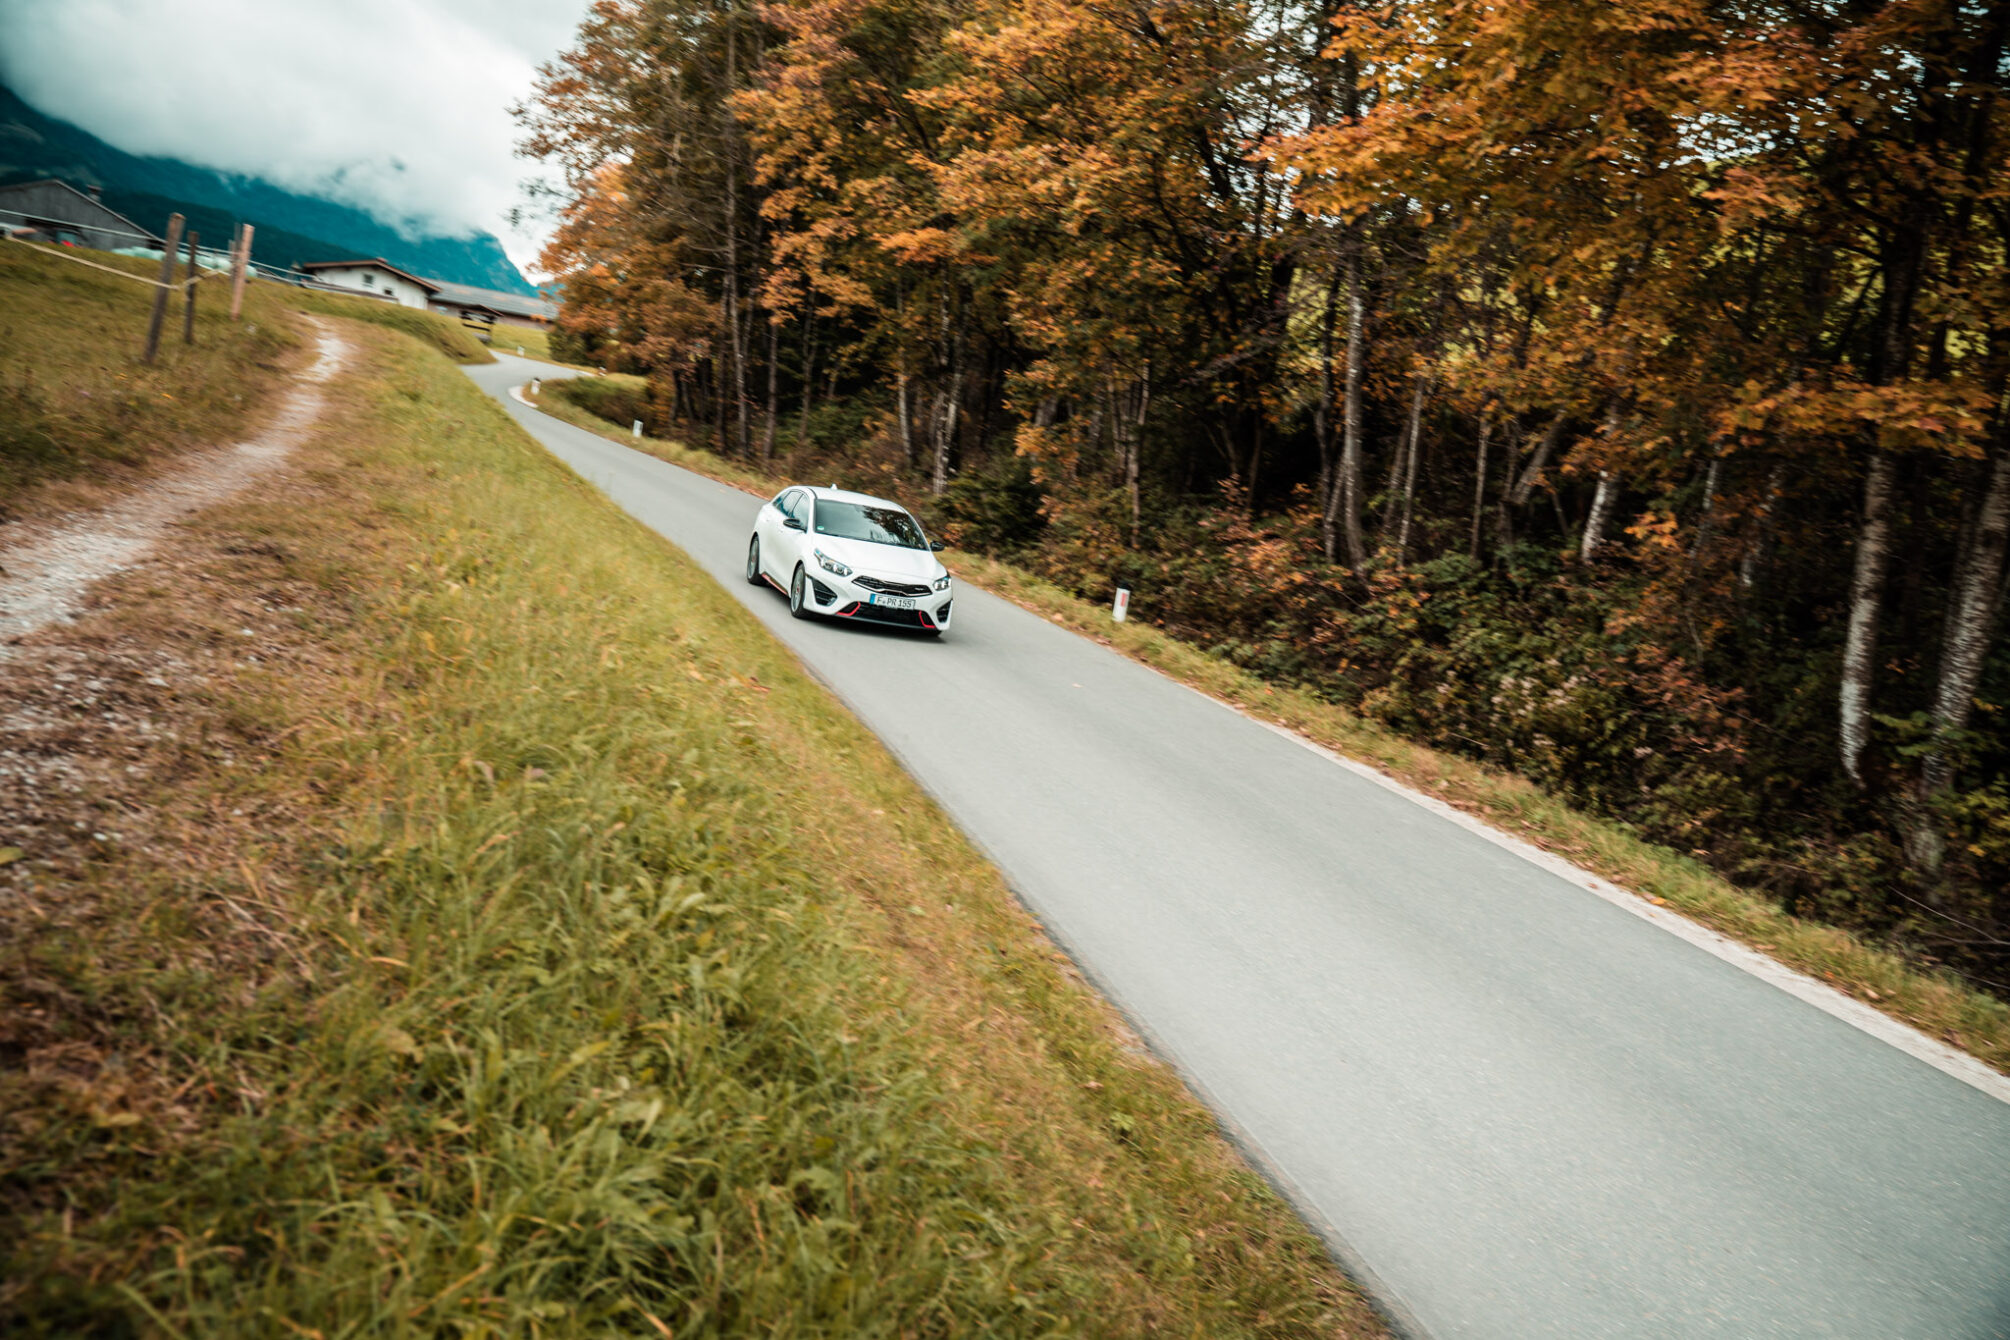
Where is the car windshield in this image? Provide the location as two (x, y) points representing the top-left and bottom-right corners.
(814, 500), (928, 549)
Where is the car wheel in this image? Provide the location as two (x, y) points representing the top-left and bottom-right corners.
(746, 534), (764, 586)
(789, 565), (812, 619)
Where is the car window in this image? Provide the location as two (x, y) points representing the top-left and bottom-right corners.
(772, 489), (793, 515)
(787, 491), (811, 524)
(812, 500), (928, 549)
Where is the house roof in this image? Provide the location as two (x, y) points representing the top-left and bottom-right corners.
(426, 278), (560, 322)
(298, 257), (441, 294)
(0, 178), (160, 244)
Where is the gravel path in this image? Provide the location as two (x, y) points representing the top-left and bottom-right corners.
(0, 324), (348, 660)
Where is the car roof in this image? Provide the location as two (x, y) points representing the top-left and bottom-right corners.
(795, 485), (911, 512)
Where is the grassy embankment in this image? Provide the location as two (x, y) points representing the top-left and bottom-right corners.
(288, 285), (496, 364)
(494, 322), (574, 365)
(0, 243), (299, 506)
(0, 242), (492, 511)
(0, 275), (1381, 1333)
(539, 377), (2010, 1076)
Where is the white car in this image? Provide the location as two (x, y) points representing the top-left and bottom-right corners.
(746, 486), (954, 634)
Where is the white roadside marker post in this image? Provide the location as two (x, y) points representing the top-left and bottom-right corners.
(1112, 587), (1131, 622)
(632, 419), (643, 438)
(531, 377), (540, 398)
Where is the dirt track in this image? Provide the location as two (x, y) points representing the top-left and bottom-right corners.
(0, 326), (347, 657)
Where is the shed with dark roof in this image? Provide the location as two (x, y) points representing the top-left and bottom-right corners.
(0, 179), (160, 252)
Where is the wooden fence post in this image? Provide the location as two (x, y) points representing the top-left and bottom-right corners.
(142, 213), (184, 364)
(182, 230), (199, 344)
(229, 223), (254, 320)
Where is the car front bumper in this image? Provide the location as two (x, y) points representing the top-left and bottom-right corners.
(809, 568), (953, 631)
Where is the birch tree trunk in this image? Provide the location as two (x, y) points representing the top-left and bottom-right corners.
(1315, 256), (1343, 563)
(931, 381), (959, 495)
(1910, 445), (2010, 873)
(1392, 374), (1427, 560)
(929, 287), (961, 494)
(1469, 411), (1493, 560)
(897, 362), (915, 469)
(1510, 413), (1569, 509)
(1689, 455), (1723, 561)
(1839, 449), (1899, 786)
(1740, 465), (1782, 591)
(710, 353), (728, 454)
(1382, 375), (1431, 558)
(1118, 373), (1150, 543)
(1330, 243), (1368, 570)
(721, 20), (751, 457)
(1494, 418), (1523, 552)
(1580, 472), (1619, 560)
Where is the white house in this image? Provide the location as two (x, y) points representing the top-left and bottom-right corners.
(296, 258), (439, 309)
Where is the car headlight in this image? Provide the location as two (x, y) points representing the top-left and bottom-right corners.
(814, 548), (852, 577)
(933, 575), (951, 592)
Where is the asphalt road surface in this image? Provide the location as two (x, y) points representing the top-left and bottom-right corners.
(467, 354), (2010, 1340)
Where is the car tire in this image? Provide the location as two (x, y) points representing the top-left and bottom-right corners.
(746, 535), (764, 587)
(789, 564), (812, 619)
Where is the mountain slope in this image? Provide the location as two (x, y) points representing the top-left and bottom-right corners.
(0, 84), (534, 294)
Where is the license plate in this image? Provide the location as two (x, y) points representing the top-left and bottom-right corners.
(868, 594), (917, 610)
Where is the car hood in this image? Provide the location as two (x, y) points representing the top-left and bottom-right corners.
(813, 534), (946, 583)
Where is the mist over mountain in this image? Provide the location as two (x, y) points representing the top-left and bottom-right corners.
(0, 83), (536, 295)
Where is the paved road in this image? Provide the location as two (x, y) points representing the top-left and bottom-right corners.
(467, 355), (2010, 1340)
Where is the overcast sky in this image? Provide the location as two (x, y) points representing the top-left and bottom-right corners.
(0, 0), (590, 277)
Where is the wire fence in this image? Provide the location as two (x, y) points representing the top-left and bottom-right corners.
(1, 231), (231, 290)
(1, 205), (392, 298)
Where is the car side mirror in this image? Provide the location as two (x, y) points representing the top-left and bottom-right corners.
(784, 517), (805, 531)
(929, 540), (947, 551)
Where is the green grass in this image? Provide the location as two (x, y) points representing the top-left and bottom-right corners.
(495, 323), (578, 366)
(289, 285), (496, 364)
(540, 377), (774, 495)
(1, 308), (1383, 1335)
(535, 386), (2010, 1078)
(0, 241), (302, 502)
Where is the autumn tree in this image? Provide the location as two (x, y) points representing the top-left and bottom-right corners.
(523, 0), (2010, 983)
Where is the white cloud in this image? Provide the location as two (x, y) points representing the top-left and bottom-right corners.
(0, 0), (589, 275)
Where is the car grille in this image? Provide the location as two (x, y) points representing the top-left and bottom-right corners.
(836, 602), (936, 629)
(855, 575), (932, 598)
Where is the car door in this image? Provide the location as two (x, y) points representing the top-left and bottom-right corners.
(759, 489), (796, 582)
(781, 490), (811, 575)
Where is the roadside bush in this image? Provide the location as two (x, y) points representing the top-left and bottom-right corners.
(1350, 559), (1750, 840)
(932, 452), (1047, 556)
(548, 323), (597, 366)
(549, 374), (652, 432)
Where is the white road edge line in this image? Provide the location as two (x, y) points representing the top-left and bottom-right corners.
(511, 373), (2010, 1108)
(1235, 711), (2010, 1107)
